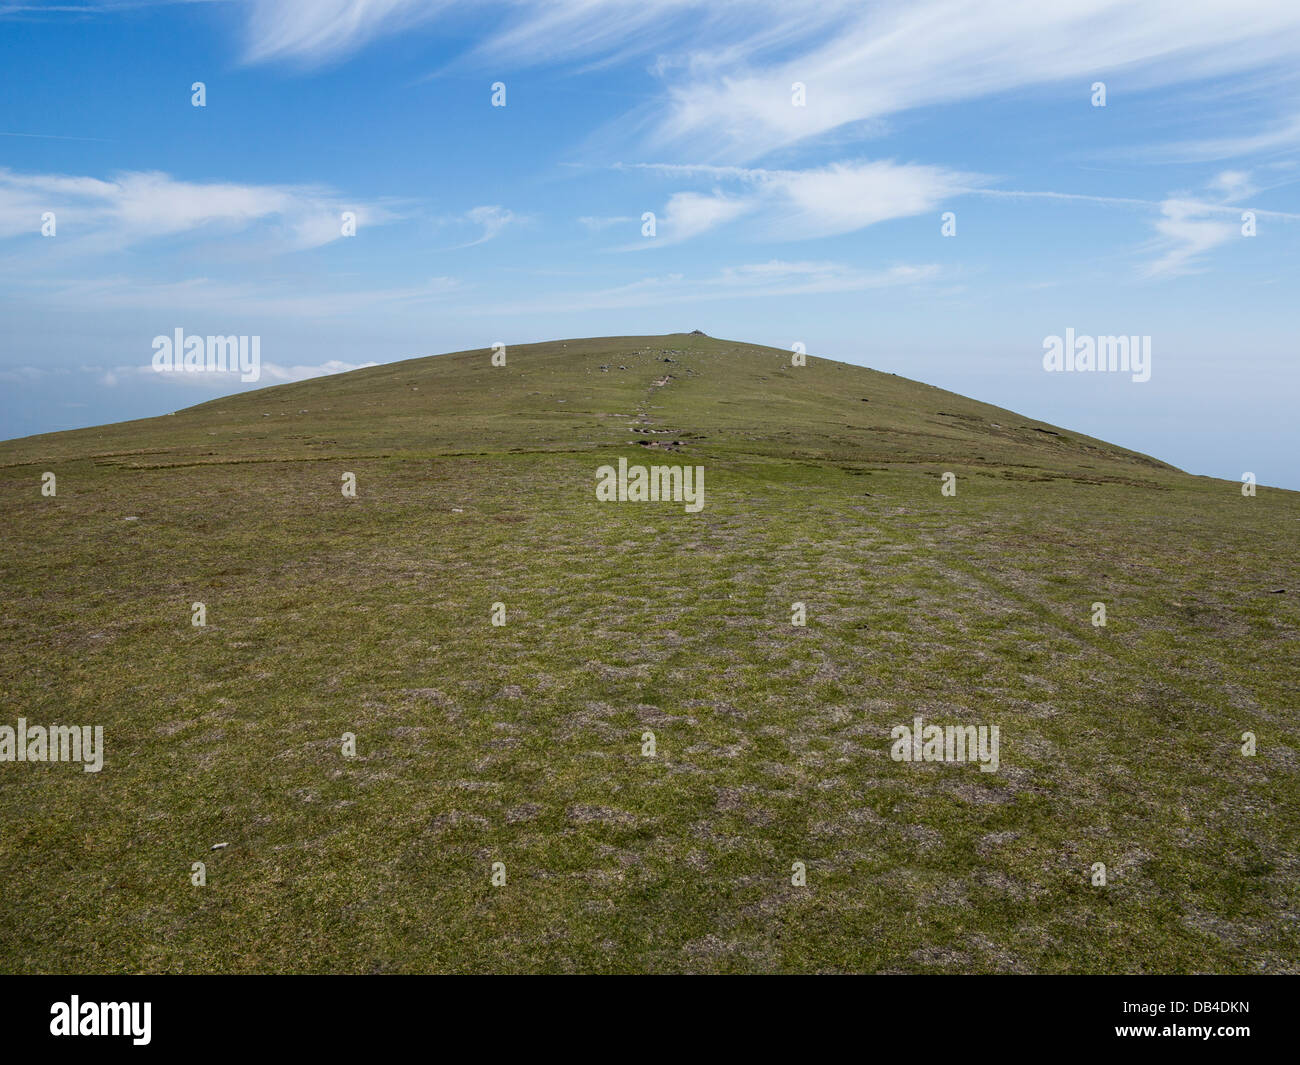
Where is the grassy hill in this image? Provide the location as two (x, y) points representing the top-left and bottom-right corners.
(1, 333), (1296, 973)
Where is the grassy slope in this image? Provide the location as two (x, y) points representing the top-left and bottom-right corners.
(0, 333), (1296, 974)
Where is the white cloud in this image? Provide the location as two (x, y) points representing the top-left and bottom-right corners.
(643, 1), (1300, 160)
(430, 205), (520, 249)
(141, 359), (380, 386)
(231, 2), (1300, 163)
(974, 182), (1297, 277)
(459, 205), (516, 247)
(648, 190), (756, 246)
(242, 0), (454, 67)
(622, 159), (975, 247)
(1207, 170), (1257, 202)
(259, 358), (380, 382)
(1136, 115), (1300, 164)
(973, 185), (1300, 221)
(46, 3), (1300, 165)
(763, 160), (977, 239)
(0, 167), (401, 250)
(3, 359), (379, 389)
(1142, 198), (1240, 278)
(1138, 169), (1286, 278)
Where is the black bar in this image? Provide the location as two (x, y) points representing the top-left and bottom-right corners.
(1, 975), (1289, 1052)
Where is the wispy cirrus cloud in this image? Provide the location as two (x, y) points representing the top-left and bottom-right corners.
(443, 204), (519, 249)
(1142, 198), (1240, 278)
(230, 1), (1300, 163)
(973, 180), (1300, 278)
(761, 160), (980, 239)
(1140, 169), (1268, 278)
(639, 190), (754, 247)
(0, 167), (402, 250)
(641, 2), (1300, 161)
(1133, 114), (1300, 164)
(618, 159), (978, 247)
(1207, 169), (1258, 202)
(34, 2), (1300, 166)
(240, 0), (456, 67)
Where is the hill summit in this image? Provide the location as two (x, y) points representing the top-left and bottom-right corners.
(3, 333), (1176, 483)
(1, 334), (1296, 975)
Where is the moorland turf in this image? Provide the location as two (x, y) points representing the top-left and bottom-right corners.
(1, 333), (1296, 973)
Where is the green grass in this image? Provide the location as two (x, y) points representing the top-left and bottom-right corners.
(1, 333), (1296, 973)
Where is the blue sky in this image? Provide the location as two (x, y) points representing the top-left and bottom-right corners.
(1, 0), (1298, 487)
